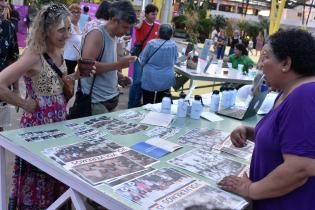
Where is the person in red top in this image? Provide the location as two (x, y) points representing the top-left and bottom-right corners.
(128, 4), (159, 108)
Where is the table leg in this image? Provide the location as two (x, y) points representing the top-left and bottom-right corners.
(0, 146), (6, 210)
(71, 189), (87, 210)
(47, 188), (87, 210)
(189, 79), (193, 89)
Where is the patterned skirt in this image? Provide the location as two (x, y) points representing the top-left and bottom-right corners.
(8, 94), (69, 210)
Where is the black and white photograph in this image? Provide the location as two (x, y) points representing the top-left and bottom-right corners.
(19, 129), (67, 142)
(43, 139), (122, 164)
(213, 137), (255, 161)
(118, 110), (145, 120)
(108, 168), (155, 187)
(115, 168), (195, 209)
(71, 155), (146, 185)
(153, 181), (248, 210)
(144, 127), (180, 139)
(120, 149), (159, 167)
(168, 149), (248, 181)
(177, 128), (229, 150)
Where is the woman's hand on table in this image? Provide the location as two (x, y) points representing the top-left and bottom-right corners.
(218, 173), (253, 199)
(230, 126), (249, 147)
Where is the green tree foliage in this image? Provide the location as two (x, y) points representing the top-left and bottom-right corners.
(213, 15), (227, 30)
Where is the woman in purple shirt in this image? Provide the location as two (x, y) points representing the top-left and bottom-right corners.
(218, 29), (315, 210)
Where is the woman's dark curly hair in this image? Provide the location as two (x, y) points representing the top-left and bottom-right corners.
(268, 29), (315, 76)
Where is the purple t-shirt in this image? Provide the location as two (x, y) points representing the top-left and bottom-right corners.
(250, 82), (315, 210)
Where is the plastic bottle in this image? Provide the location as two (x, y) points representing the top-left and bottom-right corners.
(227, 87), (233, 107)
(177, 93), (188, 118)
(231, 87), (237, 106)
(161, 92), (172, 114)
(210, 90), (220, 112)
(190, 95), (203, 119)
(220, 87), (229, 109)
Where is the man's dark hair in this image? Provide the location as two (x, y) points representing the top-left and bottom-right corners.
(83, 6), (89, 13)
(95, 0), (112, 20)
(235, 43), (248, 56)
(269, 29), (315, 76)
(159, 24), (173, 40)
(108, 1), (137, 25)
(145, 3), (158, 14)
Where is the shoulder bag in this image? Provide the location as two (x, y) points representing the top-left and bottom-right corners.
(67, 27), (105, 119)
(130, 23), (155, 57)
(142, 40), (167, 68)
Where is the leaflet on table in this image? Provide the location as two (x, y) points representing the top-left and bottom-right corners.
(151, 180), (248, 210)
(115, 168), (194, 209)
(108, 167), (156, 187)
(177, 128), (229, 150)
(142, 103), (178, 115)
(131, 137), (182, 159)
(82, 115), (149, 135)
(140, 111), (175, 127)
(67, 147), (159, 185)
(168, 149), (248, 182)
(213, 137), (255, 161)
(61, 146), (158, 169)
(18, 129), (67, 142)
(69, 153), (147, 185)
(200, 111), (224, 122)
(43, 139), (123, 165)
(144, 127), (180, 139)
(114, 168), (248, 210)
(43, 139), (159, 185)
(65, 123), (108, 141)
(118, 110), (145, 120)
(257, 92), (278, 115)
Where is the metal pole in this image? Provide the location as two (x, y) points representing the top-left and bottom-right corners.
(141, 0), (146, 11)
(269, 0), (277, 35)
(306, 0), (315, 25)
(216, 0), (220, 11)
(273, 0), (286, 32)
(161, 0), (172, 24)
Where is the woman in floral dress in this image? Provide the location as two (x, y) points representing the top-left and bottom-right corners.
(0, 4), (79, 209)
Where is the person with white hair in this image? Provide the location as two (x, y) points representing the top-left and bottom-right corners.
(140, 24), (178, 104)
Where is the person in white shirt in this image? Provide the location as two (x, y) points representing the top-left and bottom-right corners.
(78, 5), (91, 31)
(64, 3), (82, 74)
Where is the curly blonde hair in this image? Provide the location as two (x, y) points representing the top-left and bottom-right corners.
(27, 4), (71, 54)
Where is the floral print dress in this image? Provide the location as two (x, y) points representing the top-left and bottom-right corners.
(8, 56), (69, 210)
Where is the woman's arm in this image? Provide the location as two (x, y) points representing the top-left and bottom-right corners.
(81, 30), (136, 74)
(249, 154), (315, 199)
(218, 154), (315, 199)
(0, 49), (38, 112)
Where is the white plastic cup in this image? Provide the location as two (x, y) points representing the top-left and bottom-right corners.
(227, 62), (232, 69)
(217, 60), (223, 68)
(238, 64), (244, 72)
